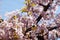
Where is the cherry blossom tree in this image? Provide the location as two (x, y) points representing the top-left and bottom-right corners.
(0, 0), (60, 40)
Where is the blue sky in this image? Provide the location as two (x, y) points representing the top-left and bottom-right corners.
(0, 0), (60, 19)
(0, 0), (25, 19)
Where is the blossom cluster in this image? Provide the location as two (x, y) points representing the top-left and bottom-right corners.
(0, 0), (60, 40)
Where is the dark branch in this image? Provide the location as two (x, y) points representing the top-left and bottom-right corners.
(36, 14), (42, 24)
